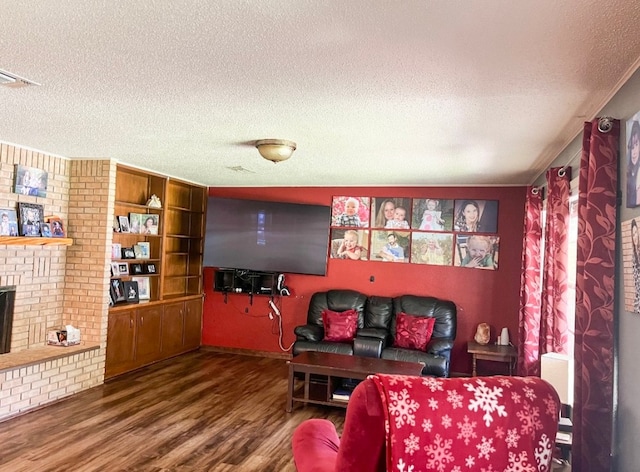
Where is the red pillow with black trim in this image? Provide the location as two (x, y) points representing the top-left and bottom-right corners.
(394, 312), (436, 351)
(322, 308), (358, 342)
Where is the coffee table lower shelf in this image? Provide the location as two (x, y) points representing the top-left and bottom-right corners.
(286, 351), (424, 412)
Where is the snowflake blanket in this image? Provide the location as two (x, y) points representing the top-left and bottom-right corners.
(370, 374), (560, 472)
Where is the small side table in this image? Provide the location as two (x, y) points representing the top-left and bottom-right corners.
(467, 341), (517, 376)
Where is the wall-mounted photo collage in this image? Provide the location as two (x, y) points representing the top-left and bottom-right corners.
(330, 196), (500, 270)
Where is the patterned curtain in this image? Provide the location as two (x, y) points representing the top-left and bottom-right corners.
(517, 186), (543, 376)
(573, 117), (619, 471)
(540, 167), (572, 356)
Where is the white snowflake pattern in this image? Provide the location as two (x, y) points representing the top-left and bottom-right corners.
(495, 426), (505, 439)
(396, 458), (415, 472)
(465, 379), (507, 427)
(452, 467), (462, 472)
(447, 389), (464, 408)
(516, 402), (542, 436)
(534, 433), (553, 471)
(388, 388), (420, 429)
(457, 415), (477, 445)
(542, 395), (558, 417)
(523, 386), (535, 400)
(498, 377), (513, 388)
(441, 414), (452, 428)
(404, 432), (420, 456)
(511, 391), (522, 404)
(506, 451), (535, 472)
(428, 397), (439, 410)
(505, 428), (520, 448)
(465, 455), (475, 468)
(422, 377), (445, 392)
(422, 418), (433, 432)
(476, 436), (496, 460)
(424, 434), (455, 472)
(480, 466), (497, 472)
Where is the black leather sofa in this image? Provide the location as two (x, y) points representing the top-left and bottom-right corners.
(292, 289), (457, 377)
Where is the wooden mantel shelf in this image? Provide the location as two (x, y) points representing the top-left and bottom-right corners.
(0, 236), (73, 246)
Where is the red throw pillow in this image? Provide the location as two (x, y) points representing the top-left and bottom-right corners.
(322, 309), (358, 342)
(394, 312), (436, 351)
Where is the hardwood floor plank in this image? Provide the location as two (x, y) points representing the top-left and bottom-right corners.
(0, 350), (345, 471)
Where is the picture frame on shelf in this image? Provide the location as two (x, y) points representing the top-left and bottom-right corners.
(40, 222), (52, 237)
(0, 208), (19, 236)
(143, 263), (157, 274)
(118, 216), (130, 233)
(132, 277), (150, 300)
(123, 281), (139, 303)
(128, 213), (141, 234)
(134, 242), (151, 259)
(47, 216), (65, 237)
(130, 263), (144, 275)
(111, 243), (122, 260)
(139, 214), (159, 235)
(110, 278), (126, 304)
(121, 247), (136, 259)
(17, 202), (44, 237)
(110, 262), (120, 277)
(118, 262), (129, 275)
(14, 165), (48, 198)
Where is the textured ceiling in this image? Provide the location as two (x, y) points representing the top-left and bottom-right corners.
(1, 1), (640, 187)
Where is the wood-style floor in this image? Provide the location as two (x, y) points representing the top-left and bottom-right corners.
(0, 350), (345, 472)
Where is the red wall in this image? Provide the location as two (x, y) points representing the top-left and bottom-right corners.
(202, 186), (527, 375)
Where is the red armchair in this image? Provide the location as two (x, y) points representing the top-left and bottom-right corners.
(292, 375), (560, 472)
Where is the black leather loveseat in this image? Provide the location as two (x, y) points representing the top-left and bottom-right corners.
(292, 289), (457, 377)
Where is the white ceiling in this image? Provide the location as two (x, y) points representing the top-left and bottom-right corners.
(2, 1), (640, 187)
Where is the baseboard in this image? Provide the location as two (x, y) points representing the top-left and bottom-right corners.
(200, 345), (292, 360)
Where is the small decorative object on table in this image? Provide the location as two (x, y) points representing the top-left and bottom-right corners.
(47, 325), (81, 347)
(474, 322), (490, 345)
(146, 194), (162, 208)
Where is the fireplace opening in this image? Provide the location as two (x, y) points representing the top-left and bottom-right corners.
(0, 286), (16, 354)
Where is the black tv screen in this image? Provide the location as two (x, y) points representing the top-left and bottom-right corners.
(203, 197), (331, 276)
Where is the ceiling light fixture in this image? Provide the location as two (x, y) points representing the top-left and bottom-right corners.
(255, 139), (296, 163)
(0, 68), (41, 88)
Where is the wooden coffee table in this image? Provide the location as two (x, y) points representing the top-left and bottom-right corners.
(286, 351), (424, 412)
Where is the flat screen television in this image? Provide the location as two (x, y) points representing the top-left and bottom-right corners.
(203, 197), (331, 276)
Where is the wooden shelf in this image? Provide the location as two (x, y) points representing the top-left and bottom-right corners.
(0, 236), (73, 246)
(115, 201), (164, 211)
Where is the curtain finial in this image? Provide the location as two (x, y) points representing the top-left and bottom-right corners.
(598, 117), (614, 133)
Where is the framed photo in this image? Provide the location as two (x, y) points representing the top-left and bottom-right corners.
(329, 228), (369, 261)
(111, 243), (122, 260)
(455, 234), (500, 270)
(47, 217), (65, 237)
(18, 202), (44, 237)
(130, 263), (144, 275)
(123, 281), (140, 303)
(0, 208), (19, 236)
(14, 165), (48, 198)
(370, 230), (410, 263)
(128, 213), (142, 234)
(139, 214), (159, 235)
(118, 262), (129, 275)
(627, 113), (640, 207)
(371, 197), (412, 229)
(134, 242), (151, 259)
(410, 232), (454, 266)
(110, 262), (120, 277)
(118, 216), (130, 233)
(110, 278), (126, 304)
(411, 199), (454, 231)
(40, 223), (52, 237)
(121, 247), (136, 259)
(144, 263), (157, 274)
(132, 277), (150, 300)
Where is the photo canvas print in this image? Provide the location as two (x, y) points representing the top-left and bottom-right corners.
(410, 232), (454, 266)
(330, 228), (369, 260)
(14, 165), (48, 197)
(370, 230), (410, 263)
(371, 197), (411, 229)
(453, 200), (499, 233)
(18, 203), (44, 237)
(411, 198), (454, 231)
(626, 111), (640, 208)
(331, 196), (370, 228)
(0, 209), (19, 236)
(455, 234), (500, 270)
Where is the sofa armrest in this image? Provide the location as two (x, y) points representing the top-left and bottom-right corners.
(294, 324), (324, 342)
(426, 338), (454, 357)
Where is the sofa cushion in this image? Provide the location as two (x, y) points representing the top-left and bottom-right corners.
(322, 309), (358, 342)
(393, 313), (435, 351)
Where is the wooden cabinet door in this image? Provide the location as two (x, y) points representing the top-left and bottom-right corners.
(162, 302), (185, 356)
(135, 305), (163, 365)
(105, 310), (136, 378)
(183, 298), (202, 350)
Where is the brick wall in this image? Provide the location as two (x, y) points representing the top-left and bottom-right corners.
(0, 142), (112, 421)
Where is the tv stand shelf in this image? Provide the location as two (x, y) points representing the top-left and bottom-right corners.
(214, 269), (278, 303)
